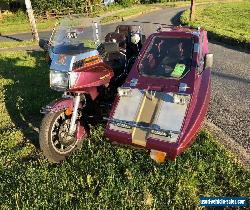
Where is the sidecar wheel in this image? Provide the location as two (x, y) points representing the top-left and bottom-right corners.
(39, 110), (86, 163)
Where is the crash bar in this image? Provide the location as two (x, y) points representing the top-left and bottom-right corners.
(104, 117), (181, 135)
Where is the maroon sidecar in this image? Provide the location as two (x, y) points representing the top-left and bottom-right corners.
(105, 26), (213, 162)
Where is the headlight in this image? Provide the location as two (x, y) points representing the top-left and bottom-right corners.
(50, 71), (69, 91)
(50, 71), (79, 91)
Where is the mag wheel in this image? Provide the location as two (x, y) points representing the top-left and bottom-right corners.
(39, 110), (86, 163)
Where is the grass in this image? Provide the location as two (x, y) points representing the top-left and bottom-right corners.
(0, 40), (38, 49)
(0, 50), (249, 209)
(0, 10), (57, 35)
(180, 1), (250, 47)
(101, 4), (160, 23)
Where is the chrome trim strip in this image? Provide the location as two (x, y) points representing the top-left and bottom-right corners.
(105, 118), (180, 136)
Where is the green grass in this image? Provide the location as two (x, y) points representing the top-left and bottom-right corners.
(0, 13), (57, 35)
(101, 4), (160, 23)
(180, 1), (250, 46)
(0, 51), (249, 209)
(0, 40), (38, 49)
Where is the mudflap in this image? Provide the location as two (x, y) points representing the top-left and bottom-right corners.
(41, 97), (86, 141)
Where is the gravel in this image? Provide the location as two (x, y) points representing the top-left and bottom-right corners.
(208, 42), (250, 151)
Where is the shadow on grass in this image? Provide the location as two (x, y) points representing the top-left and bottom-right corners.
(0, 50), (60, 148)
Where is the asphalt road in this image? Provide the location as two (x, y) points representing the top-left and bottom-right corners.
(0, 7), (249, 155)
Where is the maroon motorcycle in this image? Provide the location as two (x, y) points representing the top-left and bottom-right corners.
(40, 16), (213, 164)
(39, 16), (145, 163)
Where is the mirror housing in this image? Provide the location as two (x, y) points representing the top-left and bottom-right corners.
(204, 53), (213, 69)
(39, 39), (49, 51)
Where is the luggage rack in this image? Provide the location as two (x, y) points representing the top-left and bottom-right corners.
(105, 117), (181, 138)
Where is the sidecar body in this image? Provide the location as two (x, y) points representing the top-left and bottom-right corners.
(105, 26), (213, 161)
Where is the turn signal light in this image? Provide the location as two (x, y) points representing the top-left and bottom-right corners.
(84, 55), (102, 67)
(65, 108), (73, 116)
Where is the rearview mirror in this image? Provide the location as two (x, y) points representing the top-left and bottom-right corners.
(204, 53), (213, 69)
(39, 39), (49, 51)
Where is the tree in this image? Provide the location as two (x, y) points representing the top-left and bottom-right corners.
(25, 0), (39, 41)
(190, 0), (195, 21)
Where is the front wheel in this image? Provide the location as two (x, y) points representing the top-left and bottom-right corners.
(39, 110), (86, 163)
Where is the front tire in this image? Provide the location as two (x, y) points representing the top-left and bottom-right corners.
(39, 110), (86, 163)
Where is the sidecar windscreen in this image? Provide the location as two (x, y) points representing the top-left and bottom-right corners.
(139, 37), (192, 78)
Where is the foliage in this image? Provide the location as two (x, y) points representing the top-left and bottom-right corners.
(30, 0), (187, 13)
(31, 0), (103, 14)
(0, 10), (27, 24)
(115, 0), (140, 7)
(0, 50), (249, 209)
(180, 1), (250, 47)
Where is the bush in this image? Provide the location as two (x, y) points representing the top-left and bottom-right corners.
(30, 0), (185, 14)
(31, 0), (103, 14)
(1, 10), (27, 24)
(115, 0), (140, 7)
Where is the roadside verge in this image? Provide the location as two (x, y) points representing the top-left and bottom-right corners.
(180, 1), (250, 49)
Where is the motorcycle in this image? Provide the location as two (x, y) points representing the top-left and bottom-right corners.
(39, 15), (145, 163)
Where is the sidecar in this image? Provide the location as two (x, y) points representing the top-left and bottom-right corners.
(105, 26), (213, 162)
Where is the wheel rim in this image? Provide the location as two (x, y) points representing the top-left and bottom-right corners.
(50, 111), (78, 155)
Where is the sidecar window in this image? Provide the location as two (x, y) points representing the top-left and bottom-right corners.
(139, 36), (192, 78)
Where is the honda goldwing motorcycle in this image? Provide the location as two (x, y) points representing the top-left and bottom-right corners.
(39, 16), (145, 163)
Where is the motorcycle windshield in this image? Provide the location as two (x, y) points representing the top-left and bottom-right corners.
(139, 36), (193, 79)
(51, 16), (102, 55)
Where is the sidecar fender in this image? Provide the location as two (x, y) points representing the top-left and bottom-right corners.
(41, 98), (75, 114)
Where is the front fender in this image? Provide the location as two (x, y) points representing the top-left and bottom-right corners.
(41, 98), (74, 114)
(41, 97), (86, 141)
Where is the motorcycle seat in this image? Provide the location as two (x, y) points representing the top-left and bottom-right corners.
(115, 25), (131, 38)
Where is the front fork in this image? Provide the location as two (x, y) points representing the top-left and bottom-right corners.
(68, 93), (81, 136)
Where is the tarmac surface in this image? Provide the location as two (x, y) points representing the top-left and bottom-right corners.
(0, 7), (249, 163)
